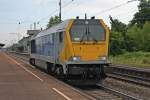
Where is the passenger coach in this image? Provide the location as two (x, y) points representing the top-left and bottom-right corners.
(30, 18), (110, 85)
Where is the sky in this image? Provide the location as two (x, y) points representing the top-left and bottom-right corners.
(0, 0), (139, 47)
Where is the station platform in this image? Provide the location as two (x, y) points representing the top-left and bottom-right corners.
(0, 53), (89, 100)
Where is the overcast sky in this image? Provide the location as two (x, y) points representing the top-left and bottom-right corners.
(0, 0), (139, 46)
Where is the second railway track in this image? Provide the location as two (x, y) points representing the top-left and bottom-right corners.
(106, 65), (150, 88)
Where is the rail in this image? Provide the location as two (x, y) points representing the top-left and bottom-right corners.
(78, 84), (139, 100)
(97, 84), (139, 100)
(106, 65), (150, 87)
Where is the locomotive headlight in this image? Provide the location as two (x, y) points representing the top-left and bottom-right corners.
(72, 56), (80, 61)
(100, 56), (107, 61)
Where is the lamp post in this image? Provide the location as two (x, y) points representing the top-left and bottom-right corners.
(59, 0), (74, 22)
(59, 0), (62, 22)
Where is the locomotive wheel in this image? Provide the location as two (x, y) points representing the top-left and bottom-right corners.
(47, 63), (55, 75)
(56, 67), (64, 79)
(29, 58), (35, 65)
(29, 59), (32, 65)
(47, 65), (51, 74)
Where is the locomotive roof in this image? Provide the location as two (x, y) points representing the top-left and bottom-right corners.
(33, 19), (71, 39)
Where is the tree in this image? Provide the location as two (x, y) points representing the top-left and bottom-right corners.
(140, 21), (150, 51)
(110, 16), (127, 33)
(127, 21), (150, 51)
(109, 16), (127, 55)
(130, 0), (150, 28)
(126, 25), (141, 51)
(47, 16), (60, 28)
(110, 32), (125, 55)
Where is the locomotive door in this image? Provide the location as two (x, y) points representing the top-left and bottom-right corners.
(55, 32), (64, 63)
(31, 40), (36, 53)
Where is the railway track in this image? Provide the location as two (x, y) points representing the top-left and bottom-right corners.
(7, 52), (29, 61)
(106, 65), (150, 88)
(77, 84), (139, 100)
(107, 73), (150, 88)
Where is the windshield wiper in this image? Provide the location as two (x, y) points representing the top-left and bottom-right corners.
(80, 27), (88, 44)
(87, 27), (98, 43)
(80, 20), (98, 44)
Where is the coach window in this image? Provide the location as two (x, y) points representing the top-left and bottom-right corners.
(59, 32), (63, 43)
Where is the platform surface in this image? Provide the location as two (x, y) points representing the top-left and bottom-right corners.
(0, 53), (88, 100)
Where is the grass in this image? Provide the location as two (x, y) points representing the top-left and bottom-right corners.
(109, 51), (150, 68)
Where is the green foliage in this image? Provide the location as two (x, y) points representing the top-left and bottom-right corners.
(110, 31), (125, 55)
(131, 0), (150, 28)
(141, 21), (150, 51)
(109, 1), (150, 67)
(110, 17), (127, 33)
(47, 16), (60, 28)
(126, 25), (141, 51)
(110, 18), (150, 55)
(127, 21), (150, 52)
(109, 17), (127, 55)
(110, 51), (150, 67)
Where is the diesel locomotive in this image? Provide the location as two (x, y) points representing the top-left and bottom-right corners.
(29, 18), (110, 85)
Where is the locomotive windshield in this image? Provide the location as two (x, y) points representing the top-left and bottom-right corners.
(70, 19), (106, 42)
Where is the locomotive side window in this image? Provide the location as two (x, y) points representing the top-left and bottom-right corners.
(59, 32), (63, 43)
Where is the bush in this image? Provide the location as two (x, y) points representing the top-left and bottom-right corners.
(110, 32), (126, 56)
(126, 22), (150, 52)
(110, 52), (150, 67)
(142, 58), (150, 64)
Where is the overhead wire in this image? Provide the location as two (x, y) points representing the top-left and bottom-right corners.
(8, 0), (138, 25)
(94, 0), (139, 16)
(25, 0), (139, 30)
(111, 9), (137, 17)
(2, 0), (140, 26)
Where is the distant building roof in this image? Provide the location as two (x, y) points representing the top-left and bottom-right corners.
(19, 36), (30, 42)
(27, 30), (40, 36)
